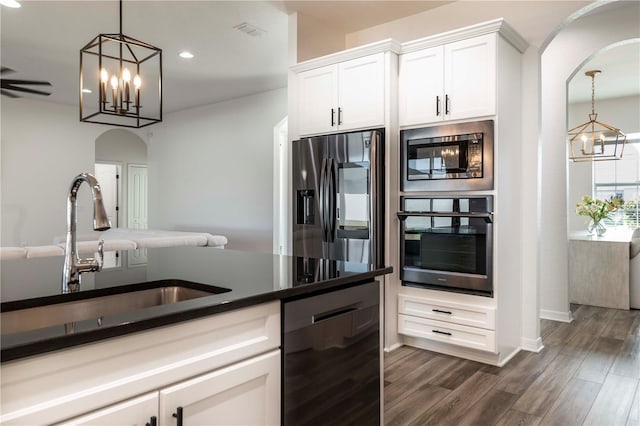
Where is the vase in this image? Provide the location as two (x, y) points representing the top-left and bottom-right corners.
(587, 219), (607, 237)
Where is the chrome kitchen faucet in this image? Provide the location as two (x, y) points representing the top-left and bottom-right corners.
(62, 173), (111, 293)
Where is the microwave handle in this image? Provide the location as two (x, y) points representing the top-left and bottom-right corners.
(396, 211), (493, 223)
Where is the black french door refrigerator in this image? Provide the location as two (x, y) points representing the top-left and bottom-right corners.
(292, 128), (384, 268)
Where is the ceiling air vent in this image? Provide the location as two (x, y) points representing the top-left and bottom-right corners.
(233, 22), (266, 37)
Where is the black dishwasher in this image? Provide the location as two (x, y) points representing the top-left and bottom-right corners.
(283, 281), (380, 426)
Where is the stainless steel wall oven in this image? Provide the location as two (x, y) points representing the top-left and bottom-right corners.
(397, 195), (494, 297)
(401, 120), (494, 191)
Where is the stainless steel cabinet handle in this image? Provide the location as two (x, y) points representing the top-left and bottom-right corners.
(338, 107), (343, 125)
(397, 211), (493, 223)
(445, 94), (450, 115)
(436, 96), (441, 116)
(432, 329), (452, 336)
(330, 108), (335, 126)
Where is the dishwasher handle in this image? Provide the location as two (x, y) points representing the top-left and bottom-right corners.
(312, 306), (358, 324)
(283, 281), (379, 333)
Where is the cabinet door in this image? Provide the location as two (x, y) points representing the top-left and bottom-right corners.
(337, 52), (385, 131)
(54, 392), (158, 426)
(444, 33), (496, 120)
(159, 350), (280, 426)
(399, 46), (444, 126)
(298, 64), (338, 136)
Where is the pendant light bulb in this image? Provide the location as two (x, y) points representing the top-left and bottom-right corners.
(133, 75), (141, 89)
(122, 68), (131, 82)
(100, 68), (109, 83)
(110, 75), (118, 89)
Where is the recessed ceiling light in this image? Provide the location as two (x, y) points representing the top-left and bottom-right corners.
(179, 51), (194, 59)
(82, 88), (92, 94)
(0, 0), (21, 8)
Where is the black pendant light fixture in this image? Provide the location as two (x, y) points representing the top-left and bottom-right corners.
(567, 70), (626, 161)
(80, 0), (162, 128)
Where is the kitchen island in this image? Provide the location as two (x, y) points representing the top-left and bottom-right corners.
(0, 246), (391, 425)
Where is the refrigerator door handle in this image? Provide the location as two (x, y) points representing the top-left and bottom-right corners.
(327, 158), (337, 243)
(319, 157), (328, 242)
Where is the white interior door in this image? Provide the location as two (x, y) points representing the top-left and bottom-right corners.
(127, 164), (148, 229)
(94, 163), (120, 228)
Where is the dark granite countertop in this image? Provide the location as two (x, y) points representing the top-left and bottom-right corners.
(0, 247), (391, 362)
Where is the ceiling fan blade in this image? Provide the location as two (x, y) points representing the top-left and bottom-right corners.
(1, 89), (21, 98)
(0, 79), (52, 96)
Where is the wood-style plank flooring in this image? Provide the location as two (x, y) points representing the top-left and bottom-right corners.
(384, 305), (640, 426)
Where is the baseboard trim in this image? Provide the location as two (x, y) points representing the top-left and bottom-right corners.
(521, 337), (544, 353)
(384, 342), (403, 353)
(540, 309), (573, 323)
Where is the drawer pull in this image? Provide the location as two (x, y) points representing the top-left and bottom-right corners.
(432, 329), (452, 336)
(146, 416), (157, 426)
(173, 407), (183, 426)
(432, 309), (452, 315)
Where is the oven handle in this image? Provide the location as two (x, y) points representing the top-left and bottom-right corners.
(396, 211), (493, 223)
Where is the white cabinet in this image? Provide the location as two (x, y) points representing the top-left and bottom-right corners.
(54, 392), (159, 426)
(159, 350), (280, 426)
(1, 302), (281, 425)
(297, 53), (385, 136)
(399, 33), (496, 126)
(55, 350), (280, 426)
(398, 292), (497, 353)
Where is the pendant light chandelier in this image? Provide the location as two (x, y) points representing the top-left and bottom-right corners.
(567, 70), (626, 162)
(80, 0), (162, 128)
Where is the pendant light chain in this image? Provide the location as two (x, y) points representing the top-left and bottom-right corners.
(591, 72), (595, 116)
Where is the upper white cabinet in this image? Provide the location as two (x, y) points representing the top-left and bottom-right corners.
(399, 33), (496, 126)
(297, 52), (385, 136)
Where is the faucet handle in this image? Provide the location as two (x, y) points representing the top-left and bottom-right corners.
(96, 239), (105, 272)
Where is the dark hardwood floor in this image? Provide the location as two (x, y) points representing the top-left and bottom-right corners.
(384, 305), (640, 426)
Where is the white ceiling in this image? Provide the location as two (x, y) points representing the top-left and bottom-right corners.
(1, 1), (637, 113)
(1, 0), (453, 113)
(568, 41), (640, 104)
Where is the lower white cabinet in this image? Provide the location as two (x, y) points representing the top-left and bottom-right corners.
(55, 392), (159, 426)
(55, 350), (281, 426)
(398, 314), (496, 352)
(398, 292), (496, 352)
(1, 302), (281, 425)
(159, 350), (280, 426)
(55, 392), (158, 426)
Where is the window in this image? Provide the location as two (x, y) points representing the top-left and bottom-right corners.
(593, 139), (640, 229)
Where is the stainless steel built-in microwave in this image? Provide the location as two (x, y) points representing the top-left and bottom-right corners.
(401, 120), (494, 191)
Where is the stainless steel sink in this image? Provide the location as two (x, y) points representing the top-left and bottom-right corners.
(1, 281), (230, 335)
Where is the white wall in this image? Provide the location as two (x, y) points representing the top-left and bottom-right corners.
(344, 1), (590, 48)
(95, 129), (147, 164)
(1, 98), (105, 246)
(147, 88), (287, 253)
(567, 95), (640, 232)
(539, 1), (640, 320)
(296, 12), (346, 63)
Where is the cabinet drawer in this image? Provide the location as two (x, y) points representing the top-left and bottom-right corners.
(398, 294), (495, 330)
(398, 314), (496, 352)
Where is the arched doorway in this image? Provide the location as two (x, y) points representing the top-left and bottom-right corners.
(94, 128), (148, 230)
